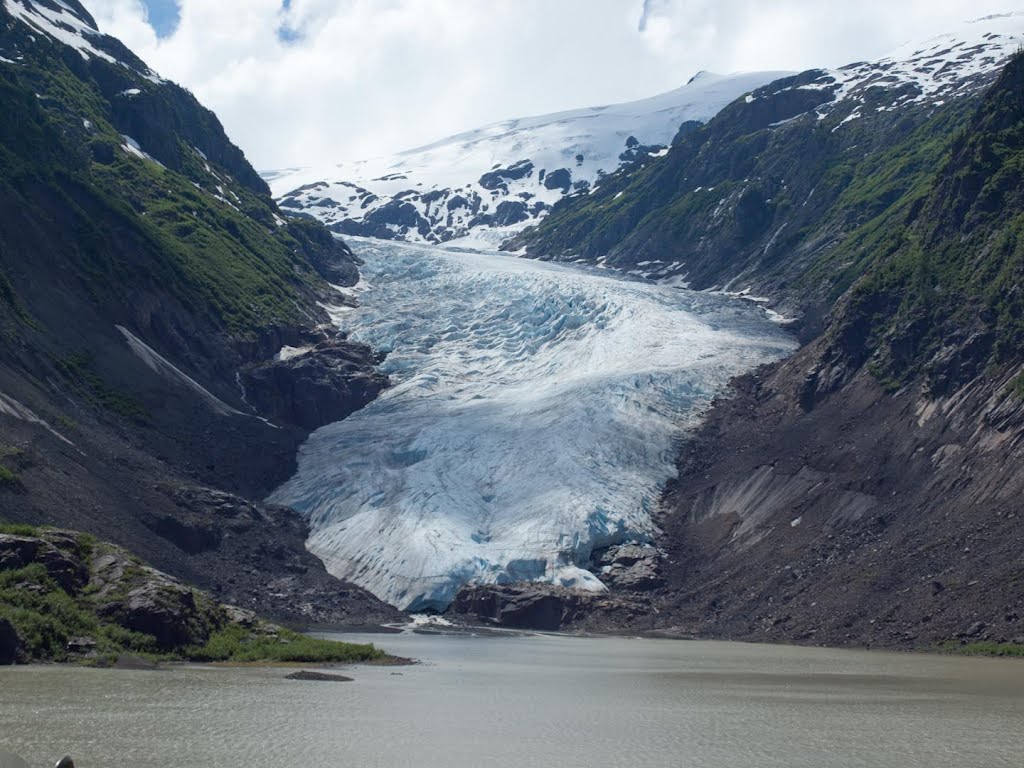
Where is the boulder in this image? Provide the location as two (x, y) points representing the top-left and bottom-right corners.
(593, 544), (664, 591)
(101, 580), (210, 650)
(491, 200), (530, 227)
(479, 160), (534, 191)
(0, 535), (40, 571)
(36, 546), (89, 594)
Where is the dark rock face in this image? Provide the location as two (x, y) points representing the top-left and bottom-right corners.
(450, 583), (651, 631)
(341, 199), (431, 241)
(0, 535), (40, 571)
(286, 220), (361, 287)
(240, 340), (389, 431)
(618, 140), (667, 165)
(149, 487), (405, 629)
(648, 357), (1024, 649)
(491, 200), (530, 227)
(543, 168), (572, 193)
(479, 160), (534, 191)
(0, 618), (23, 665)
(0, 534), (88, 594)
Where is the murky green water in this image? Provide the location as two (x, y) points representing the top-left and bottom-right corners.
(2, 632), (1022, 767)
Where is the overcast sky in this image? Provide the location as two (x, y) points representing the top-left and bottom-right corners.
(86, 0), (1021, 170)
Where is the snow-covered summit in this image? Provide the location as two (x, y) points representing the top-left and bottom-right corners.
(764, 12), (1024, 121)
(1, 0), (164, 81)
(269, 14), (1024, 250)
(264, 70), (791, 248)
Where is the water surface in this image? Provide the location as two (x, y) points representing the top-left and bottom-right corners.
(2, 633), (1022, 767)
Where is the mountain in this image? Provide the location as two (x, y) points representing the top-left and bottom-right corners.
(647, 49), (1024, 650)
(0, 0), (400, 628)
(509, 13), (1024, 326)
(451, 17), (1024, 650)
(264, 70), (789, 248)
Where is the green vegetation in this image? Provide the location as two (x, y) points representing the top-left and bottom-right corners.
(54, 353), (148, 422)
(837, 52), (1024, 391)
(0, 466), (19, 487)
(0, 445), (23, 488)
(0, 522), (37, 537)
(0, 13), (340, 343)
(1010, 371), (1024, 397)
(0, 530), (387, 665)
(943, 641), (1024, 657)
(188, 624), (384, 664)
(0, 562), (147, 661)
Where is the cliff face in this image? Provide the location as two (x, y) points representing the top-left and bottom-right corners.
(0, 1), (400, 627)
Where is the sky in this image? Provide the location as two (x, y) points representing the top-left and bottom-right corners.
(86, 0), (1022, 170)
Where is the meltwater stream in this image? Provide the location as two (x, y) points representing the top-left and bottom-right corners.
(269, 240), (796, 610)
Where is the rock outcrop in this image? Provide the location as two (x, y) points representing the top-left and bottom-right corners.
(240, 339), (389, 431)
(450, 583), (652, 632)
(0, 527), (391, 663)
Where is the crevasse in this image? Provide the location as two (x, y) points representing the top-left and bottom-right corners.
(268, 239), (796, 611)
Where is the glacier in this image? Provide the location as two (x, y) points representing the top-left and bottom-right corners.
(268, 240), (796, 611)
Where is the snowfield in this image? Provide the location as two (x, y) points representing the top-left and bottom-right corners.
(264, 13), (1024, 252)
(268, 240), (796, 611)
(263, 70), (790, 247)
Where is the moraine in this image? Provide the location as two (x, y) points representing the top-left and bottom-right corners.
(269, 239), (796, 610)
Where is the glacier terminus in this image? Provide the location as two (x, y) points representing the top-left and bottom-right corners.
(269, 240), (796, 611)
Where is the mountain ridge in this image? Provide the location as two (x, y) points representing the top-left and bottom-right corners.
(451, 27), (1024, 650)
(0, 0), (401, 630)
(265, 69), (790, 248)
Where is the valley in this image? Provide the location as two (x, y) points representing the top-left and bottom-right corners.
(0, 0), (1022, 666)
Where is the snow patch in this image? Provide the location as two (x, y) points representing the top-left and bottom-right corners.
(116, 325), (241, 417)
(120, 135), (164, 167)
(0, 391), (75, 446)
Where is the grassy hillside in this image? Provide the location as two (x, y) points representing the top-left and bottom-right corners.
(0, 524), (386, 665)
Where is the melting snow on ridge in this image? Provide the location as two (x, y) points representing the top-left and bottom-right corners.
(269, 240), (796, 611)
(781, 12), (1024, 121)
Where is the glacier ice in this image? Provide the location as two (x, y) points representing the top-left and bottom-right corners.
(268, 240), (796, 611)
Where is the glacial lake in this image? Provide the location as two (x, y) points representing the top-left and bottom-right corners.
(2, 631), (1023, 767)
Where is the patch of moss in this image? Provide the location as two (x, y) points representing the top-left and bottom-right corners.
(1009, 371), (1024, 398)
(187, 624), (385, 664)
(0, 522), (37, 536)
(55, 353), (148, 423)
(944, 641), (1024, 657)
(0, 466), (19, 488)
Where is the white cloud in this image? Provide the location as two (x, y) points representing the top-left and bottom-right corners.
(85, 0), (1019, 170)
